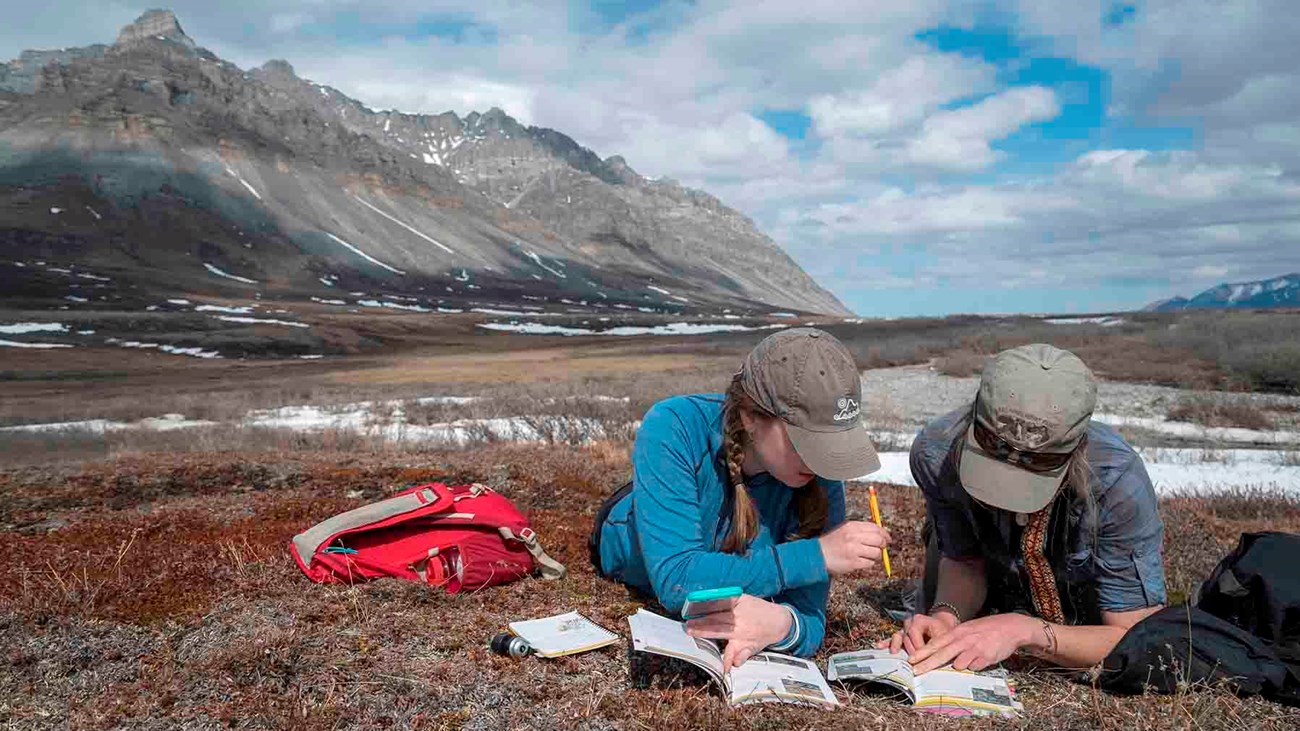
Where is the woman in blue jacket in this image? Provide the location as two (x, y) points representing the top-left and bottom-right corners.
(590, 328), (892, 669)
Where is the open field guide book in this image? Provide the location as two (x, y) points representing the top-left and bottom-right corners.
(627, 609), (839, 709)
(826, 649), (1022, 717)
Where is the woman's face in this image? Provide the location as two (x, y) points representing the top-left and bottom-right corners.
(741, 410), (816, 487)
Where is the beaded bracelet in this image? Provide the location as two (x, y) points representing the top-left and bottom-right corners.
(929, 601), (963, 623)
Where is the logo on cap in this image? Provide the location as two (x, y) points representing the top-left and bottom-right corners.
(994, 411), (1052, 448)
(834, 397), (860, 422)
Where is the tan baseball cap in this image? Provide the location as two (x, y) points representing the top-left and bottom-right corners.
(738, 327), (881, 481)
(959, 343), (1097, 513)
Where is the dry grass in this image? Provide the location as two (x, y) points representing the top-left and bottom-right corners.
(933, 350), (988, 378)
(0, 426), (391, 467)
(2, 447), (1298, 730)
(1151, 311), (1300, 393)
(332, 348), (739, 387)
(1167, 395), (1276, 430)
(929, 334), (1225, 390)
(846, 309), (1300, 395)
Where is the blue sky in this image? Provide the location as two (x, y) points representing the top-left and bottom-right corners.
(3, 0), (1297, 317)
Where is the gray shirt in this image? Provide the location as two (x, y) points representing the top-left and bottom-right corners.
(911, 408), (1167, 614)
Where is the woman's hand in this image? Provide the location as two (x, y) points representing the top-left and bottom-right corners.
(876, 610), (960, 655)
(818, 520), (891, 576)
(906, 613), (1038, 674)
(685, 594), (793, 671)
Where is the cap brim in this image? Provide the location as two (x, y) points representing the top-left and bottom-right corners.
(786, 421), (881, 481)
(958, 425), (1066, 513)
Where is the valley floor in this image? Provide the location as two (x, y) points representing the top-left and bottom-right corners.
(4, 317), (1300, 729)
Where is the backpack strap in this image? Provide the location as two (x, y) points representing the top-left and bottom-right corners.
(454, 483), (495, 502)
(291, 485), (450, 567)
(498, 526), (567, 580)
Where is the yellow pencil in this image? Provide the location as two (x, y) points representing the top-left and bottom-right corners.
(867, 486), (892, 577)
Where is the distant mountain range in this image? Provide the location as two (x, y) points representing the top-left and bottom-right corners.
(0, 10), (850, 316)
(1146, 274), (1300, 311)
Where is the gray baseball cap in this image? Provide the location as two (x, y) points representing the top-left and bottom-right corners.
(739, 328), (881, 481)
(959, 343), (1097, 513)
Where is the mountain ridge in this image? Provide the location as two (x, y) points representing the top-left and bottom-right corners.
(0, 9), (851, 316)
(1146, 273), (1300, 311)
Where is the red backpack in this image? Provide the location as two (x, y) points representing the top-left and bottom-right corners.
(290, 482), (566, 592)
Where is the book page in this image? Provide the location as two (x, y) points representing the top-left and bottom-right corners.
(727, 652), (840, 709)
(508, 611), (620, 658)
(825, 649), (916, 700)
(626, 609), (726, 684)
(912, 668), (1022, 716)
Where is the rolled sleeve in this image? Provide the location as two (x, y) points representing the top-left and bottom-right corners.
(772, 538), (828, 589)
(1095, 458), (1168, 611)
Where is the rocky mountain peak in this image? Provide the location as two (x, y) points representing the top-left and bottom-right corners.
(115, 9), (194, 49)
(464, 107), (525, 137)
(260, 59), (297, 77)
(602, 155), (642, 185)
(252, 58), (300, 88)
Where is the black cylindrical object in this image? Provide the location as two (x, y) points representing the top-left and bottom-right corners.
(490, 632), (533, 658)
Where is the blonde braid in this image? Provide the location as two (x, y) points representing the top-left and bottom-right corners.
(721, 378), (760, 554)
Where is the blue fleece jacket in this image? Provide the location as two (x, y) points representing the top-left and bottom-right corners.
(595, 394), (844, 657)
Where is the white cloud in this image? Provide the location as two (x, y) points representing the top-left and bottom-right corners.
(778, 149), (1300, 295)
(809, 53), (996, 137)
(1013, 0), (1300, 171)
(902, 86), (1059, 170)
(1071, 149), (1294, 203)
(624, 113), (792, 180)
(1192, 265), (1232, 279)
(806, 47), (1057, 173)
(799, 186), (1045, 236)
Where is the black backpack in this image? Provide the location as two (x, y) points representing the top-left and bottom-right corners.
(1196, 531), (1300, 667)
(1096, 532), (1300, 706)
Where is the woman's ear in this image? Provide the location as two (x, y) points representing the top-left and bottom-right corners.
(738, 408), (756, 434)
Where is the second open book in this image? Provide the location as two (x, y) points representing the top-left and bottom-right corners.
(827, 648), (1022, 716)
(628, 609), (1022, 715)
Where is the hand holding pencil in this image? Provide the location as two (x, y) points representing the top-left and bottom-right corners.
(819, 504), (892, 577)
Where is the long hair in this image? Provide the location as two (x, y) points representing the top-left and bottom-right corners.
(719, 377), (830, 554)
(943, 409), (1098, 538)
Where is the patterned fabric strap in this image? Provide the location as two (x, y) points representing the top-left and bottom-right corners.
(1021, 504), (1066, 625)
